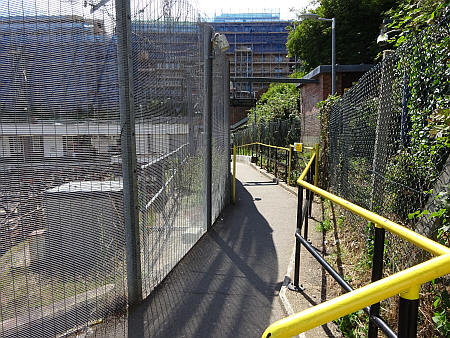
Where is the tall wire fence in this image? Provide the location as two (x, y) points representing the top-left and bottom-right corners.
(326, 11), (449, 276)
(0, 1), (229, 337)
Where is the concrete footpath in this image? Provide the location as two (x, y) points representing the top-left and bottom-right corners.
(95, 161), (339, 337)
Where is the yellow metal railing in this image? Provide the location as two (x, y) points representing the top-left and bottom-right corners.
(232, 142), (315, 203)
(262, 151), (450, 337)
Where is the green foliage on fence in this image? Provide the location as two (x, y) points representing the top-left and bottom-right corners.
(385, 4), (449, 218)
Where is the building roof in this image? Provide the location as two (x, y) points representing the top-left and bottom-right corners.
(46, 180), (123, 194)
(296, 64), (374, 87)
(213, 11), (281, 23)
(302, 64), (374, 80)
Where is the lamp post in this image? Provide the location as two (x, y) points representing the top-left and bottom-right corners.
(298, 13), (336, 95)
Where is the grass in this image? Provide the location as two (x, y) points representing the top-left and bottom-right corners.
(316, 218), (332, 232)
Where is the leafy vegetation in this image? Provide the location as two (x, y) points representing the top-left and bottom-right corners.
(248, 83), (299, 123)
(385, 3), (449, 224)
(287, 0), (398, 72)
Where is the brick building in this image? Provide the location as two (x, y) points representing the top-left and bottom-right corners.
(297, 64), (374, 144)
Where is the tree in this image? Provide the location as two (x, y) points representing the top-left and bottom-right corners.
(287, 0), (398, 72)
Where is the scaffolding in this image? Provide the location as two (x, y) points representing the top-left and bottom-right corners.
(211, 12), (296, 98)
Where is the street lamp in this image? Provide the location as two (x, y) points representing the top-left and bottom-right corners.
(298, 13), (336, 95)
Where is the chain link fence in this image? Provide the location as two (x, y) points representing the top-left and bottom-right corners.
(326, 10), (449, 276)
(233, 118), (314, 184)
(0, 1), (229, 336)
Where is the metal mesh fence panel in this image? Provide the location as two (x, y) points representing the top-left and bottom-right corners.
(327, 11), (449, 276)
(0, 0), (229, 336)
(0, 1), (127, 337)
(130, 0), (206, 300)
(211, 47), (228, 222)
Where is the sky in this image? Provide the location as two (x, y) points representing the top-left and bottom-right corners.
(0, 0), (314, 21)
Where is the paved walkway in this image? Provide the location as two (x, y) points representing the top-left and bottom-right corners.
(107, 162), (299, 338)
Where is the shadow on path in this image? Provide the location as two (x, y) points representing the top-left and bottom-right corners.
(126, 177), (282, 338)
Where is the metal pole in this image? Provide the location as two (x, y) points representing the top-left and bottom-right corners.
(275, 148), (278, 178)
(187, 78), (195, 155)
(398, 286), (420, 337)
(314, 143), (319, 187)
(368, 224), (386, 338)
(288, 145), (292, 185)
(291, 184), (304, 290)
(203, 25), (213, 229)
(308, 164), (313, 218)
(115, 0), (142, 305)
(331, 18), (336, 95)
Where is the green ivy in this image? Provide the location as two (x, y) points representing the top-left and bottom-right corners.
(385, 4), (449, 218)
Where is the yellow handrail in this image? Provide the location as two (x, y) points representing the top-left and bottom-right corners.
(262, 155), (450, 338)
(235, 142), (291, 151)
(263, 253), (450, 338)
(298, 180), (449, 256)
(298, 153), (315, 181)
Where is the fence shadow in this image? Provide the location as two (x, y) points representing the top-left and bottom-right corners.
(127, 178), (280, 337)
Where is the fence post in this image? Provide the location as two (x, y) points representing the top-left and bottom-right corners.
(187, 78), (195, 155)
(259, 143), (262, 168)
(275, 148), (278, 178)
(314, 143), (319, 187)
(398, 286), (420, 337)
(371, 50), (395, 211)
(115, 0), (142, 305)
(224, 60), (230, 203)
(290, 183), (304, 291)
(288, 145), (292, 185)
(203, 24), (213, 229)
(368, 224), (386, 338)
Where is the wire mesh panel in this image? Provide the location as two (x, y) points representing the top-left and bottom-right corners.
(0, 0), (230, 336)
(327, 10), (449, 275)
(130, 0), (207, 298)
(0, 1), (127, 337)
(211, 46), (228, 222)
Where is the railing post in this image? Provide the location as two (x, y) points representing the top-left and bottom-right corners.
(308, 165), (313, 218)
(115, 0), (142, 306)
(288, 145), (292, 185)
(368, 224), (386, 338)
(285, 149), (288, 183)
(233, 145), (236, 204)
(314, 143), (319, 187)
(275, 148), (278, 178)
(290, 184), (304, 291)
(398, 285), (420, 338)
(259, 143), (262, 168)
